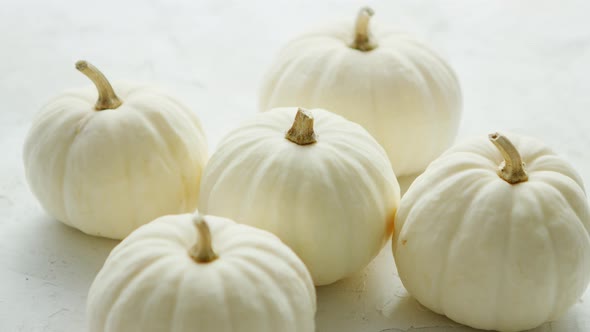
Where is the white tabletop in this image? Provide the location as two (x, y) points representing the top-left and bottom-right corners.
(1, 1), (589, 331)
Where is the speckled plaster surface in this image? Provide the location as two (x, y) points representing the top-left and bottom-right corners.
(1, 1), (589, 331)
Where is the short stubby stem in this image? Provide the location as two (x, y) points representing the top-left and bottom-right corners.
(189, 213), (218, 263)
(351, 6), (377, 52)
(75, 60), (122, 111)
(285, 108), (317, 145)
(489, 132), (528, 184)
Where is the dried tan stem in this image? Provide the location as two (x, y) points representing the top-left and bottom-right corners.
(285, 108), (317, 145)
(489, 132), (528, 184)
(189, 213), (218, 263)
(351, 7), (377, 51)
(75, 60), (122, 110)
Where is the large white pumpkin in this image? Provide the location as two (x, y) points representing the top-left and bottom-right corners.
(259, 7), (462, 177)
(23, 61), (208, 240)
(199, 107), (400, 285)
(87, 212), (316, 332)
(393, 132), (590, 331)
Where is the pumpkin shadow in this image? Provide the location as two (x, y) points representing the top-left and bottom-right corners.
(10, 213), (118, 292)
(314, 248), (466, 331)
(315, 257), (386, 331)
(314, 234), (559, 332)
(313, 173), (420, 331)
(383, 295), (556, 332)
(382, 296), (478, 332)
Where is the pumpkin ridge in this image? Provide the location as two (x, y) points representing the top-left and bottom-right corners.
(137, 260), (186, 330)
(434, 174), (495, 313)
(317, 147), (359, 279)
(201, 138), (268, 212)
(493, 186), (516, 329)
(321, 142), (392, 249)
(167, 270), (188, 331)
(534, 173), (587, 226)
(33, 97), (90, 128)
(530, 182), (560, 324)
(308, 48), (347, 107)
(100, 255), (171, 331)
(265, 55), (312, 109)
(527, 155), (586, 191)
(124, 111), (162, 228)
(243, 250), (302, 331)
(26, 106), (85, 227)
(216, 263), (237, 332)
(60, 115), (84, 228)
(221, 255), (283, 331)
(439, 150), (498, 170)
(258, 55), (296, 111)
(236, 144), (284, 228)
(268, 150), (298, 250)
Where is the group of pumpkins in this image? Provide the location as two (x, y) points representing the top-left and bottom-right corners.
(22, 7), (590, 332)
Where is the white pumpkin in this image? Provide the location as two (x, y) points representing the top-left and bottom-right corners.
(199, 107), (400, 285)
(87, 212), (316, 332)
(393, 132), (590, 331)
(259, 7), (462, 177)
(23, 61), (208, 240)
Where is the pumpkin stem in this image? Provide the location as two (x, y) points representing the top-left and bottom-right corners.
(75, 60), (123, 111)
(189, 212), (218, 263)
(285, 108), (317, 145)
(351, 6), (377, 52)
(489, 132), (528, 184)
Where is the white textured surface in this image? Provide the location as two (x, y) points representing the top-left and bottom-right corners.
(1, 0), (589, 331)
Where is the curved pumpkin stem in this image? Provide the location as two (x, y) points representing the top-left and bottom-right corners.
(75, 60), (122, 111)
(351, 7), (377, 51)
(489, 132), (528, 184)
(189, 212), (218, 263)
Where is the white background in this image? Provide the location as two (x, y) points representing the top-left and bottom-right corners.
(1, 0), (590, 331)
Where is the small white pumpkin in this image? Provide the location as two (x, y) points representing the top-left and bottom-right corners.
(199, 107), (400, 285)
(87, 212), (316, 332)
(259, 7), (462, 177)
(23, 61), (208, 239)
(393, 132), (590, 331)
